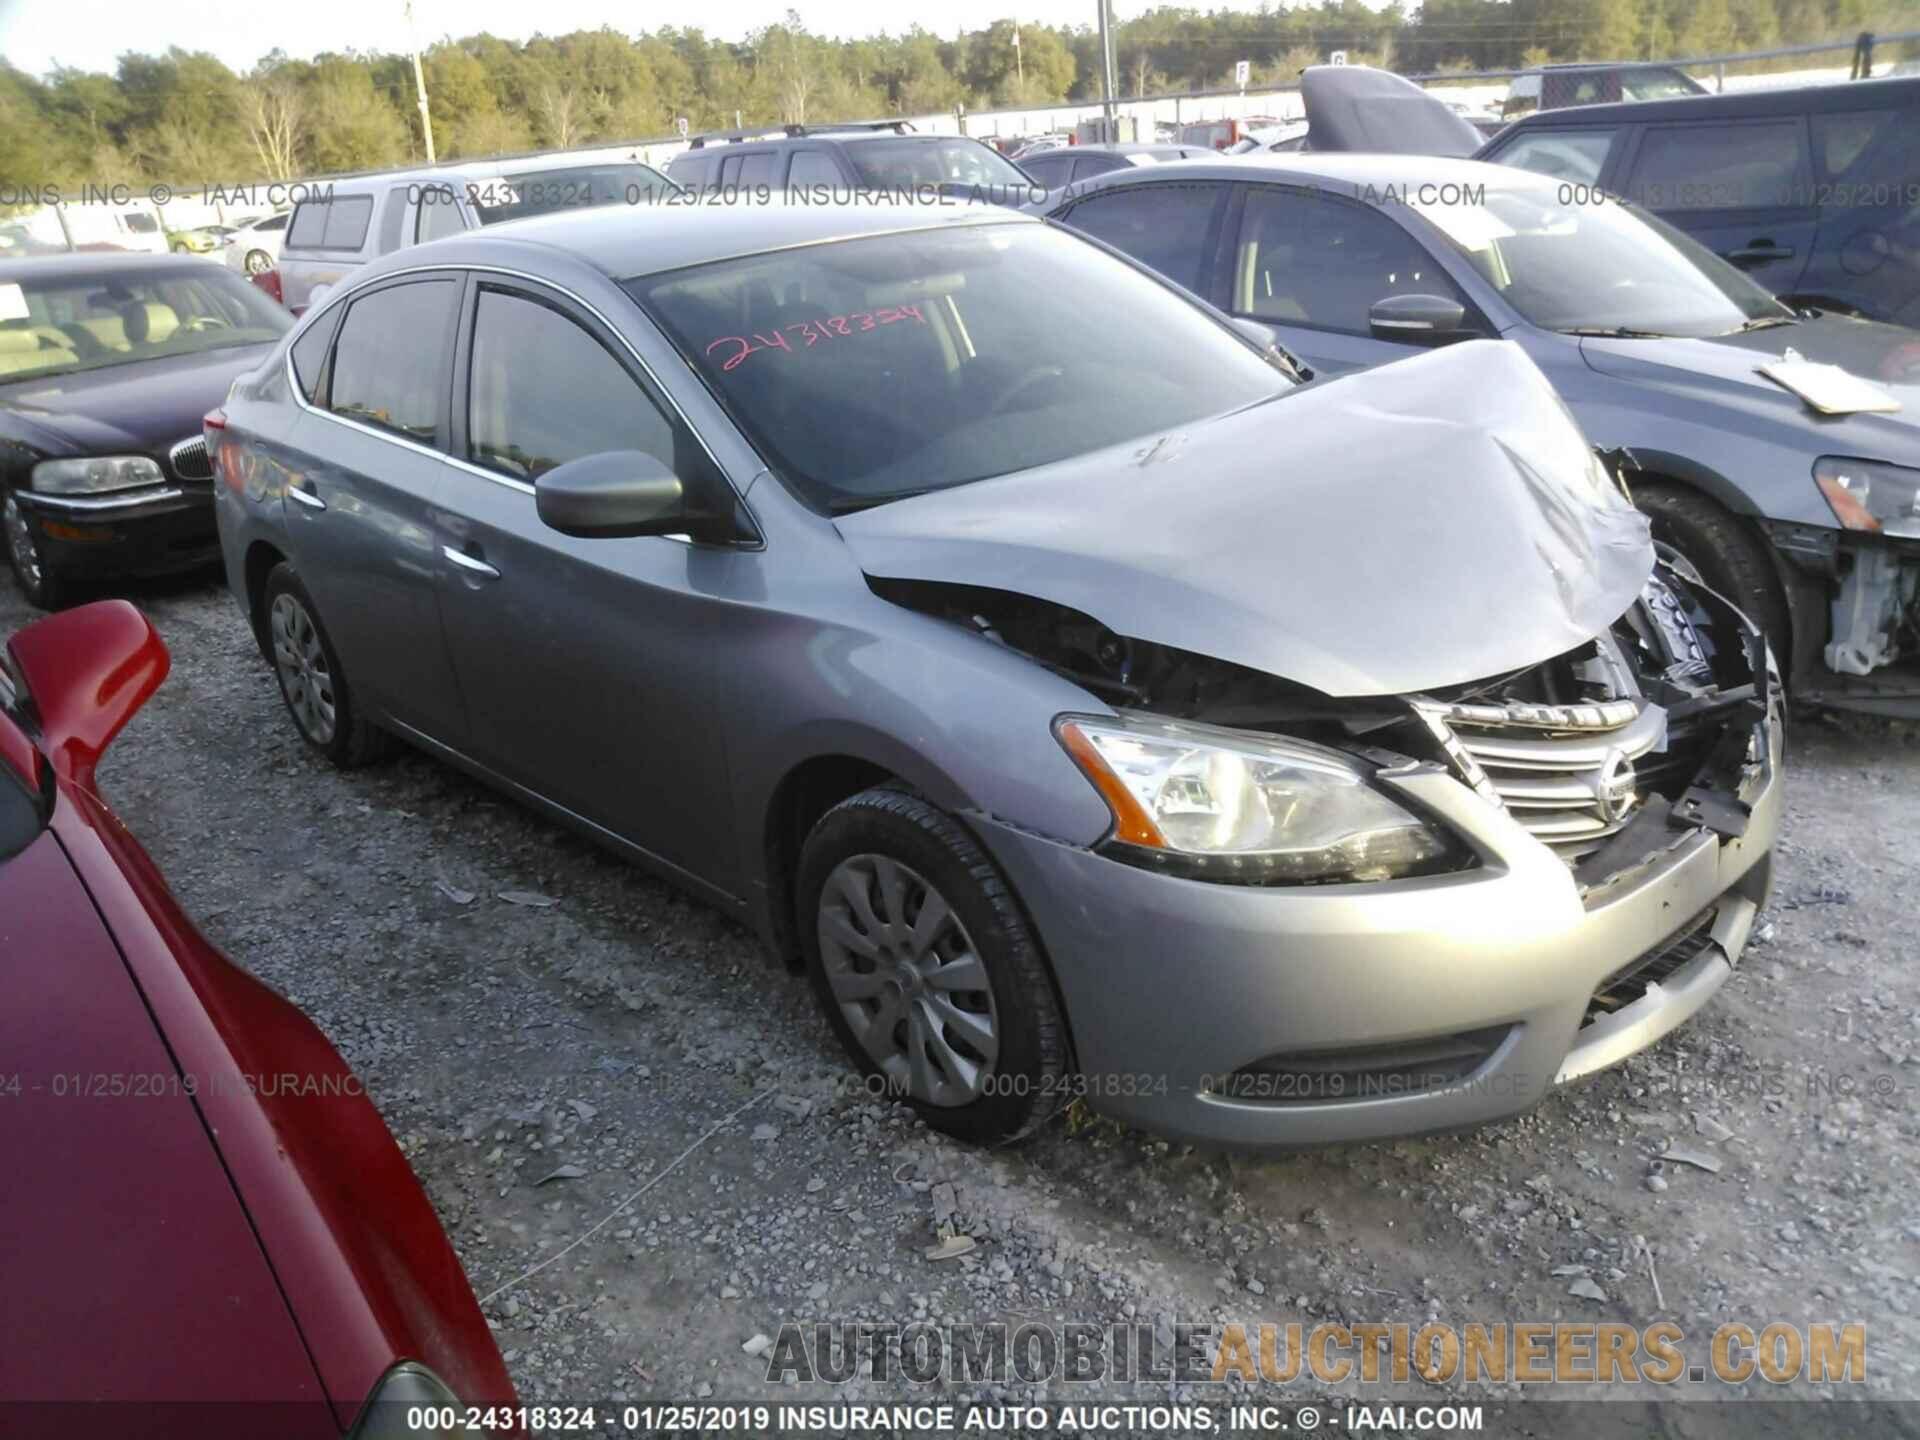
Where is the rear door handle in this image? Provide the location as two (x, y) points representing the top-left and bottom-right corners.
(1727, 241), (1794, 264)
(287, 484), (326, 510)
(442, 544), (500, 580)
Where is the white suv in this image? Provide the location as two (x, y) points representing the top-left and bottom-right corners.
(278, 169), (503, 315)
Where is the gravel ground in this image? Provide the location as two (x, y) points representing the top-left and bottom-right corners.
(12, 568), (1919, 1428)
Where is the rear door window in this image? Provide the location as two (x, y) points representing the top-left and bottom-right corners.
(719, 152), (776, 187)
(1071, 154), (1129, 182)
(1060, 182), (1227, 294)
(328, 278), (458, 444)
(787, 150), (843, 188)
(290, 305), (343, 401)
(1625, 120), (1810, 211)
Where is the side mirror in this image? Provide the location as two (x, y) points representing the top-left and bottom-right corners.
(6, 600), (168, 784)
(535, 450), (695, 540)
(1368, 293), (1478, 345)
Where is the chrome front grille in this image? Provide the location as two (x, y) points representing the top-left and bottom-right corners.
(168, 434), (212, 481)
(1418, 699), (1668, 862)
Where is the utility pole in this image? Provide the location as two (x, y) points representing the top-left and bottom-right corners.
(1013, 25), (1023, 87)
(405, 0), (435, 164)
(1095, 0), (1117, 138)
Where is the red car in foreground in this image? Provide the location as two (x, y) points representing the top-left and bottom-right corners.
(0, 601), (514, 1437)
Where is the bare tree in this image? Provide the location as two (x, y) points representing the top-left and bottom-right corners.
(765, 9), (815, 127)
(536, 80), (587, 150)
(1130, 52), (1155, 97)
(241, 72), (303, 180)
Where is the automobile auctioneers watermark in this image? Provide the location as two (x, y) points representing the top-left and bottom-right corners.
(758, 1319), (1867, 1387)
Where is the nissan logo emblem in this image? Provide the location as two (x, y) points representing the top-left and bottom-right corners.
(1596, 749), (1638, 823)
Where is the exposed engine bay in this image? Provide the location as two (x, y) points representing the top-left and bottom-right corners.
(1825, 542), (1920, 679)
(872, 564), (1771, 890)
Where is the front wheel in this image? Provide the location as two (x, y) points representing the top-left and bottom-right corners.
(1633, 482), (1790, 653)
(797, 787), (1070, 1145)
(244, 248), (273, 275)
(3, 493), (68, 610)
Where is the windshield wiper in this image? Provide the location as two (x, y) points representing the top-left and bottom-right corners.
(1560, 326), (1671, 339)
(1729, 315), (1798, 334)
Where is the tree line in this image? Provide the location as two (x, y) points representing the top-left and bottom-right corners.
(0, 0), (1904, 187)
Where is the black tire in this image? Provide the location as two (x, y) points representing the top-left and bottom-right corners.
(3, 492), (70, 610)
(797, 787), (1070, 1146)
(258, 562), (391, 767)
(1633, 482), (1790, 651)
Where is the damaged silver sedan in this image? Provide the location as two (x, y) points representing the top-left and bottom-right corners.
(212, 203), (1781, 1146)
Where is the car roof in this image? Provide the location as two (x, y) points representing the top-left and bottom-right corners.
(1524, 61), (1694, 72)
(1068, 143), (1204, 158)
(1049, 150), (1556, 198)
(0, 252), (233, 283)
(300, 167), (481, 199)
(1499, 73), (1920, 129)
(370, 200), (1034, 282)
(676, 130), (971, 157)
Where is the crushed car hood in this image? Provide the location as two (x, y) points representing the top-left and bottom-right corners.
(838, 339), (1653, 697)
(1300, 65), (1485, 158)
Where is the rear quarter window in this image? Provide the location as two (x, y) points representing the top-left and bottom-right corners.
(289, 305), (343, 401)
(288, 195), (374, 252)
(320, 195), (374, 250)
(286, 200), (329, 248)
(1813, 106), (1919, 200)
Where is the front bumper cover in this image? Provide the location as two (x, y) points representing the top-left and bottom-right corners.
(13, 484), (219, 581)
(972, 705), (1781, 1148)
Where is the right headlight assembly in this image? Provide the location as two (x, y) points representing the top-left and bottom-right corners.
(1814, 457), (1920, 539)
(1056, 714), (1467, 885)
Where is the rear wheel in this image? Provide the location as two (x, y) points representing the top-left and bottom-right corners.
(260, 563), (390, 767)
(3, 493), (68, 610)
(244, 248), (273, 275)
(797, 787), (1069, 1145)
(1633, 481), (1789, 650)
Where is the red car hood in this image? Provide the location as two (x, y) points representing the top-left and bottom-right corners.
(0, 830), (329, 1422)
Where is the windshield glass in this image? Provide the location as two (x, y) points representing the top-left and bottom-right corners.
(1405, 187), (1792, 336)
(0, 266), (291, 385)
(1623, 68), (1702, 99)
(844, 138), (1033, 194)
(627, 220), (1290, 511)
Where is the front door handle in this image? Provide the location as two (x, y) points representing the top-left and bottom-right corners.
(287, 484), (326, 511)
(442, 544), (500, 580)
(1727, 241), (1794, 265)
